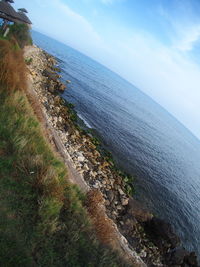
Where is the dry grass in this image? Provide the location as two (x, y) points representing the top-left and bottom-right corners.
(0, 39), (27, 92)
(85, 189), (117, 246)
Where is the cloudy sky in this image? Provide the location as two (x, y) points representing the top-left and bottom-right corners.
(14, 0), (200, 139)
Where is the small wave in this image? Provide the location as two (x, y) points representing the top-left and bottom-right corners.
(78, 113), (92, 128)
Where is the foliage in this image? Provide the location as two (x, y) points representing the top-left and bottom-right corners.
(25, 57), (33, 65)
(8, 23), (32, 48)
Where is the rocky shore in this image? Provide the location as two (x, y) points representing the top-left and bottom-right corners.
(24, 45), (199, 267)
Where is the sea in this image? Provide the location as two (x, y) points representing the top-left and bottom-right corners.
(32, 30), (200, 258)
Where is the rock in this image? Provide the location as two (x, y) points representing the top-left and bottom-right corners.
(93, 183), (99, 189)
(139, 250), (147, 258)
(52, 66), (61, 72)
(144, 217), (181, 249)
(54, 95), (61, 105)
(107, 190), (115, 203)
(57, 83), (66, 92)
(77, 156), (85, 162)
(47, 80), (56, 93)
(127, 197), (153, 222)
(118, 188), (125, 195)
(82, 164), (89, 171)
(105, 200), (110, 206)
(121, 198), (129, 206)
(106, 185), (112, 190)
(121, 214), (137, 233)
(116, 205), (122, 210)
(43, 69), (59, 82)
(167, 247), (189, 265)
(184, 252), (199, 266)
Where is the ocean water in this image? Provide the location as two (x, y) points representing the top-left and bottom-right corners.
(32, 31), (200, 258)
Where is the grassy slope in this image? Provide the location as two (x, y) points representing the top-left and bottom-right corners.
(0, 39), (125, 266)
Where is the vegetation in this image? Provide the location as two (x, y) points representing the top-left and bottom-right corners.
(0, 39), (127, 266)
(8, 23), (33, 48)
(25, 57), (33, 65)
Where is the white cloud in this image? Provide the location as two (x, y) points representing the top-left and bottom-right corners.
(174, 24), (200, 51)
(158, 2), (200, 52)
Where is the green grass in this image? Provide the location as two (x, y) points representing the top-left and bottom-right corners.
(0, 88), (126, 266)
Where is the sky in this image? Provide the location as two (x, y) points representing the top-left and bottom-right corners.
(13, 0), (200, 139)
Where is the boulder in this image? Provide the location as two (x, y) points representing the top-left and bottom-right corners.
(184, 252), (199, 266)
(57, 83), (66, 92)
(144, 217), (181, 249)
(54, 95), (62, 106)
(46, 80), (56, 93)
(107, 190), (115, 203)
(43, 69), (59, 82)
(127, 197), (153, 222)
(121, 198), (129, 206)
(167, 247), (189, 265)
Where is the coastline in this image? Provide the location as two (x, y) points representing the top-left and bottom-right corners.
(24, 44), (199, 267)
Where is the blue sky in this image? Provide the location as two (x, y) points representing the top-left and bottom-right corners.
(13, 0), (200, 139)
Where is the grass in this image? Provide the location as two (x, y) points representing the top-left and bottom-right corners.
(0, 39), (127, 266)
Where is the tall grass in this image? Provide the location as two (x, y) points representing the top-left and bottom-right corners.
(0, 39), (26, 92)
(0, 40), (127, 266)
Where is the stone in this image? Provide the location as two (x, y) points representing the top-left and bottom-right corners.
(184, 252), (198, 266)
(54, 95), (61, 105)
(77, 156), (85, 162)
(127, 197), (153, 222)
(43, 69), (59, 82)
(105, 200), (110, 206)
(144, 217), (181, 249)
(107, 190), (115, 202)
(118, 188), (125, 195)
(167, 247), (189, 265)
(83, 164), (89, 171)
(139, 250), (147, 258)
(121, 198), (129, 206)
(116, 205), (122, 210)
(106, 185), (112, 190)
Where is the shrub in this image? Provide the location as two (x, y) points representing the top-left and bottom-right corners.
(8, 23), (32, 48)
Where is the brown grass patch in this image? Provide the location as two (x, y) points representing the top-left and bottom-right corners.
(85, 189), (116, 246)
(0, 39), (27, 92)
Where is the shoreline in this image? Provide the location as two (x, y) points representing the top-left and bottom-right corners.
(24, 44), (199, 267)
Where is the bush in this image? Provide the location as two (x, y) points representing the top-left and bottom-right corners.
(8, 23), (32, 48)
